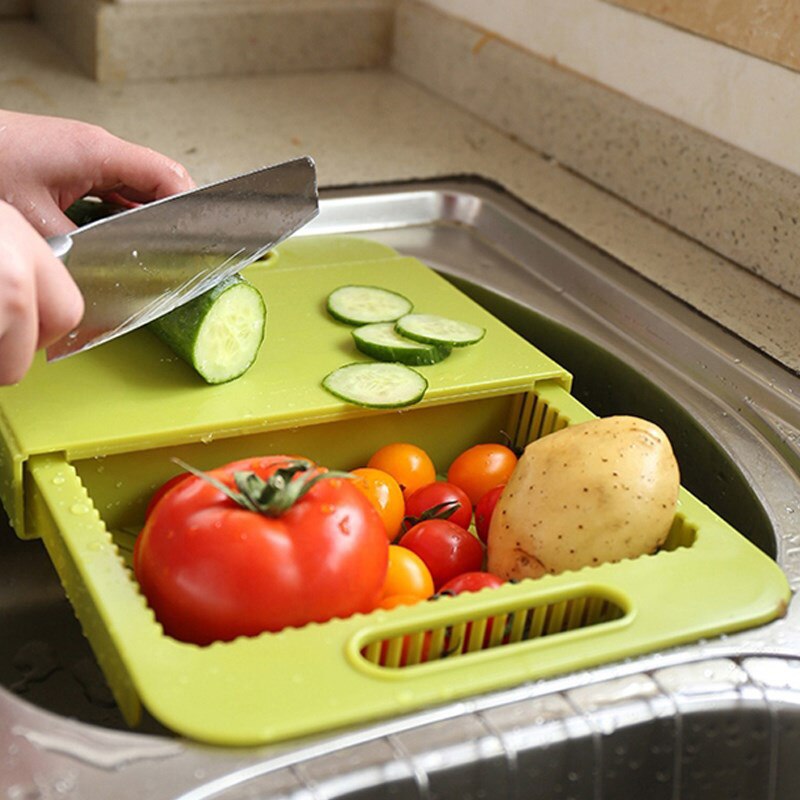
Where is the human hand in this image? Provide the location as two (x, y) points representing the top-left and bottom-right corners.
(0, 201), (84, 384)
(0, 110), (195, 237)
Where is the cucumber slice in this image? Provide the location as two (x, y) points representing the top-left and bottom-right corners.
(352, 323), (451, 365)
(149, 274), (266, 384)
(395, 313), (486, 347)
(327, 285), (413, 325)
(322, 362), (428, 408)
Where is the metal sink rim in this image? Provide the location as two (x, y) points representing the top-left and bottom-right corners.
(2, 177), (799, 799)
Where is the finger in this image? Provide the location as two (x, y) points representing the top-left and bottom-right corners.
(87, 135), (195, 202)
(32, 234), (84, 351)
(0, 208), (38, 384)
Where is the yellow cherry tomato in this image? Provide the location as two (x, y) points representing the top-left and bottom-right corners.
(381, 545), (435, 601)
(350, 467), (405, 540)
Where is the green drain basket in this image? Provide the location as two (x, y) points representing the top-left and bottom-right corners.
(0, 235), (790, 746)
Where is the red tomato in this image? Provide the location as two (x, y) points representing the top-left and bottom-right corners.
(144, 472), (189, 519)
(367, 443), (437, 499)
(398, 519), (484, 589)
(350, 467), (406, 540)
(438, 571), (505, 650)
(403, 481), (472, 531)
(134, 456), (389, 645)
(447, 443), (517, 506)
(473, 484), (506, 544)
(439, 571), (504, 595)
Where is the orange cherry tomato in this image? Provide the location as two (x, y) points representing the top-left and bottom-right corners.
(350, 467), (406, 540)
(446, 443), (518, 506)
(380, 545), (435, 601)
(367, 443), (437, 500)
(375, 593), (425, 610)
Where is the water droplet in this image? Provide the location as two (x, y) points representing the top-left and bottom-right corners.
(7, 784), (41, 800)
(70, 502), (90, 515)
(201, 433), (214, 444)
(394, 689), (414, 704)
(51, 475), (65, 485)
(131, 249), (138, 258)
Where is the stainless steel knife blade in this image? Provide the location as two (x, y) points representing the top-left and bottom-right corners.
(46, 156), (318, 361)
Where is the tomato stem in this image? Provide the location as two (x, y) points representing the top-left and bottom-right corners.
(400, 499), (461, 536)
(171, 457), (351, 517)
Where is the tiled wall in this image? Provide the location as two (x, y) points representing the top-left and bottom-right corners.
(606, 0), (800, 72)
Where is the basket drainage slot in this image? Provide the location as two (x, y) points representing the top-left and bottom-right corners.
(361, 592), (627, 669)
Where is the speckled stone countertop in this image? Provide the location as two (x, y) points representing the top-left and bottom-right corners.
(0, 18), (797, 374)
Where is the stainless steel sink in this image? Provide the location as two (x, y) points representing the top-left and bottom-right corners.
(2, 179), (798, 799)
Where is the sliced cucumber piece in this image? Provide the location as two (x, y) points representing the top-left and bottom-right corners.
(352, 322), (451, 365)
(322, 362), (428, 408)
(395, 313), (486, 347)
(149, 274), (266, 384)
(327, 285), (413, 325)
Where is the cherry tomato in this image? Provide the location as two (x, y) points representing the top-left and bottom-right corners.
(447, 443), (518, 506)
(438, 571), (505, 650)
(473, 484), (506, 544)
(375, 593), (425, 610)
(380, 544), (435, 601)
(367, 443), (437, 499)
(399, 519), (484, 589)
(403, 481), (472, 531)
(439, 571), (504, 595)
(350, 467), (405, 540)
(134, 456), (389, 645)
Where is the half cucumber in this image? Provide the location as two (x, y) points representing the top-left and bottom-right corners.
(149, 274), (266, 384)
(327, 285), (413, 325)
(322, 362), (428, 408)
(395, 313), (486, 347)
(352, 322), (451, 366)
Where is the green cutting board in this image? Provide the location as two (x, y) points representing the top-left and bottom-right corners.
(0, 235), (789, 747)
(0, 235), (569, 536)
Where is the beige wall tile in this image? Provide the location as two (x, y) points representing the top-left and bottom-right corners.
(606, 0), (800, 72)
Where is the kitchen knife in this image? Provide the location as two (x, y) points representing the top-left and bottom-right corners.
(46, 156), (318, 361)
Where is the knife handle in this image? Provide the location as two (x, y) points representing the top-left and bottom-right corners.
(48, 234), (73, 264)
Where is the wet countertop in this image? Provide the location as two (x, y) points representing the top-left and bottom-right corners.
(0, 18), (797, 375)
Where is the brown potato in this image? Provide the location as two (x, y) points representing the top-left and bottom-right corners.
(487, 415), (680, 580)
